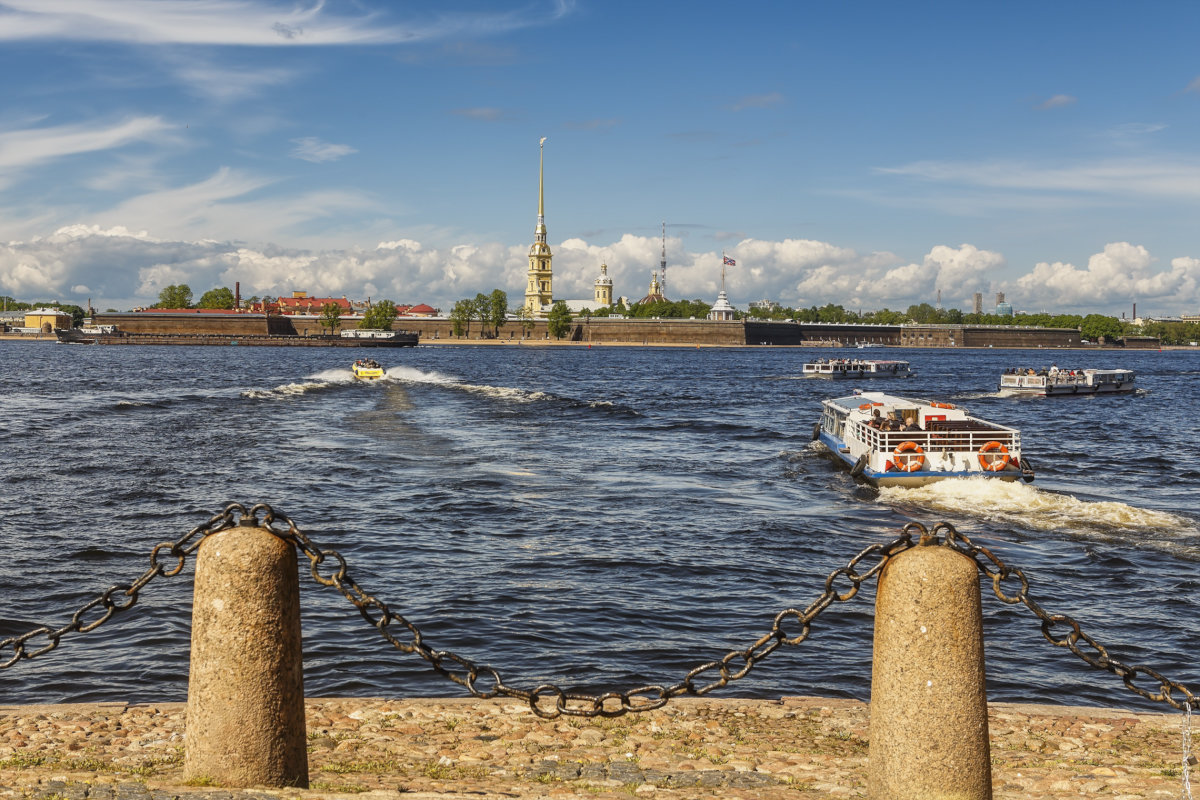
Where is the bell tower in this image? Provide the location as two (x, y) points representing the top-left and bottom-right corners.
(524, 137), (554, 315)
(594, 263), (613, 306)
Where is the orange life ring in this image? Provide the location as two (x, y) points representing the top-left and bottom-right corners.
(931, 402), (955, 409)
(892, 441), (925, 472)
(978, 441), (1011, 471)
(858, 402), (885, 410)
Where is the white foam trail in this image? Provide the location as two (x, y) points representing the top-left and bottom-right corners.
(384, 365), (551, 403)
(242, 368), (355, 399)
(878, 478), (1195, 534)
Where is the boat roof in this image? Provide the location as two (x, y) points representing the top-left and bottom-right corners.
(824, 390), (930, 409)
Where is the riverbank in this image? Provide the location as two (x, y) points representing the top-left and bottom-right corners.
(0, 696), (1188, 799)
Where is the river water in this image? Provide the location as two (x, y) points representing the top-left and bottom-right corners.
(1, 341), (1197, 712)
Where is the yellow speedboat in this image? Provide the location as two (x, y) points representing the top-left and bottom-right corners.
(352, 359), (385, 380)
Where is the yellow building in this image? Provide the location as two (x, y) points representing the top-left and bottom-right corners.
(593, 263), (613, 306)
(524, 137), (554, 316)
(26, 307), (73, 332)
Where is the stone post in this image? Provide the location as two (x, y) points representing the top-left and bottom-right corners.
(868, 541), (992, 799)
(184, 522), (309, 788)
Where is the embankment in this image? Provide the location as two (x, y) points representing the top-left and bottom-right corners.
(0, 696), (1187, 799)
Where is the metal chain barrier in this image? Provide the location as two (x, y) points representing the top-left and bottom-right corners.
(0, 504), (244, 669)
(3, 505), (1197, 724)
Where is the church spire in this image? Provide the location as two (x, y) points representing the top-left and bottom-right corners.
(536, 137), (547, 245)
(524, 137), (554, 315)
(659, 221), (667, 297)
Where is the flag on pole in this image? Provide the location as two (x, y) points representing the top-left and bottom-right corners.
(723, 255), (736, 266)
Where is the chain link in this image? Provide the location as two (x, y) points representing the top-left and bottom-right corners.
(0, 504), (251, 669)
(931, 521), (1200, 713)
(4, 505), (1197, 724)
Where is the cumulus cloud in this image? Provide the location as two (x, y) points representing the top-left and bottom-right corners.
(1010, 242), (1200, 310)
(4, 226), (1200, 317)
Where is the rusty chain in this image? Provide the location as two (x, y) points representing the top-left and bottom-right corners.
(3, 505), (1197, 720)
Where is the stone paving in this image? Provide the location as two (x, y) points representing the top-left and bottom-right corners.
(0, 696), (1192, 799)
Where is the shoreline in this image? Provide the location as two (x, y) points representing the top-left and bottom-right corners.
(0, 696), (1189, 799)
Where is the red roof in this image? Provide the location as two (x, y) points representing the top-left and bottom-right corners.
(275, 296), (352, 315)
(407, 303), (436, 315)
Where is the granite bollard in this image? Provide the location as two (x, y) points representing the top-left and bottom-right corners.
(868, 540), (992, 799)
(184, 522), (309, 788)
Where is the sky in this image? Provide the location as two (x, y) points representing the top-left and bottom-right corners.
(2, 1), (1200, 317)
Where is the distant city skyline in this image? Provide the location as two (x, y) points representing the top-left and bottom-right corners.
(2, 1), (1200, 316)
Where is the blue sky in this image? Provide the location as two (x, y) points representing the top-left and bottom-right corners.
(2, 0), (1200, 317)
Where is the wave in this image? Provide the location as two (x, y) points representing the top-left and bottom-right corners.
(878, 477), (1196, 537)
(386, 366), (640, 413)
(241, 368), (359, 399)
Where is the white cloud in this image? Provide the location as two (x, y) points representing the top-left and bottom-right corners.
(0, 0), (575, 46)
(4, 226), (1200, 317)
(879, 157), (1200, 198)
(290, 137), (357, 163)
(1037, 94), (1077, 109)
(0, 116), (173, 176)
(1010, 241), (1200, 310)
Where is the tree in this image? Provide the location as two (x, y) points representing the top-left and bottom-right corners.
(319, 302), (344, 336)
(513, 304), (534, 337)
(360, 299), (398, 330)
(473, 293), (492, 337)
(489, 289), (508, 337)
(156, 284), (193, 308)
(449, 299), (473, 338)
(197, 287), (235, 309)
(1080, 313), (1123, 343)
(547, 300), (572, 339)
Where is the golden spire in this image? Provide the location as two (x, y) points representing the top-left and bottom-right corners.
(536, 137), (547, 244)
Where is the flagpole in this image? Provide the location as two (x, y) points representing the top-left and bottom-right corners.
(721, 252), (726, 292)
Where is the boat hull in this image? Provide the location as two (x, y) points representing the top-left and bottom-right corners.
(817, 431), (1026, 487)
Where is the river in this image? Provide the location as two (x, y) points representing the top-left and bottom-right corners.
(1, 341), (1196, 712)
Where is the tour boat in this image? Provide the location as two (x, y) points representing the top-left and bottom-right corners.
(814, 390), (1035, 487)
(801, 358), (914, 379)
(999, 367), (1136, 396)
(352, 359), (385, 380)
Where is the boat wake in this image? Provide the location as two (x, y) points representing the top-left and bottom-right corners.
(385, 365), (640, 414)
(878, 478), (1198, 541)
(242, 368), (359, 399)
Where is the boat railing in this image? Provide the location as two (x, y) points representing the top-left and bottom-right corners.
(855, 421), (1020, 454)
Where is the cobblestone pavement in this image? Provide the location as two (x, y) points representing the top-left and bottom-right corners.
(0, 697), (1192, 799)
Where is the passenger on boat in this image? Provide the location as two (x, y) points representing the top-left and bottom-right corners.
(1049, 364), (1059, 377)
(903, 416), (920, 431)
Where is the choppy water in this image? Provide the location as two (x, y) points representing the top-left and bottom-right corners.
(1, 341), (1197, 712)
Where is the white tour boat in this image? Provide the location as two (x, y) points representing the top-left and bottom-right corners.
(813, 390), (1035, 487)
(801, 358), (914, 379)
(999, 367), (1136, 396)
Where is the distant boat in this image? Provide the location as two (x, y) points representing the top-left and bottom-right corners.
(999, 367), (1135, 396)
(801, 358), (914, 379)
(814, 390), (1035, 487)
(856, 342), (881, 349)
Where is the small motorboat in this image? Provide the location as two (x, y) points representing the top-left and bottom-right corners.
(814, 391), (1034, 487)
(351, 359), (385, 380)
(801, 358), (914, 379)
(999, 367), (1135, 396)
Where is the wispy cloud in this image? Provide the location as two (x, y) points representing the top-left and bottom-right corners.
(290, 137), (356, 163)
(452, 107), (506, 122)
(730, 92), (784, 112)
(878, 157), (1200, 199)
(1185, 76), (1200, 93)
(0, 0), (577, 46)
(1036, 94), (1077, 109)
(566, 118), (620, 131)
(0, 116), (173, 172)
(172, 61), (296, 101)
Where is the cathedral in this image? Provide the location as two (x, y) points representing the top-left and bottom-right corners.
(524, 138), (554, 316)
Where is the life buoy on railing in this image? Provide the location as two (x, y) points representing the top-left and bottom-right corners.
(978, 440), (1011, 471)
(858, 402), (884, 410)
(930, 402), (955, 409)
(892, 441), (925, 472)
